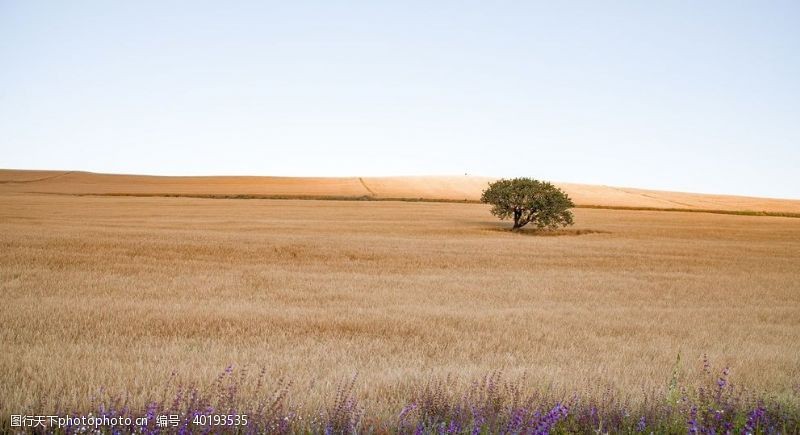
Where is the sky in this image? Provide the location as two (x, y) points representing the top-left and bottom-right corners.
(1, 1), (798, 198)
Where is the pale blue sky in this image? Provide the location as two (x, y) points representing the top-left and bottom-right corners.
(1, 1), (798, 198)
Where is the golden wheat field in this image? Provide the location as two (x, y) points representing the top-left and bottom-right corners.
(2, 172), (800, 419)
(3, 169), (800, 213)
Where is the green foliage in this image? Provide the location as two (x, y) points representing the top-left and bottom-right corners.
(480, 178), (575, 230)
(667, 351), (682, 405)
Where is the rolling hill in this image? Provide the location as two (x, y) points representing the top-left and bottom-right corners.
(1, 169), (799, 214)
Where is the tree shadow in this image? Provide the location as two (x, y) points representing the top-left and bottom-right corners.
(482, 224), (610, 236)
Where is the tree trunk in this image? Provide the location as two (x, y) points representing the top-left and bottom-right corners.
(512, 207), (525, 231)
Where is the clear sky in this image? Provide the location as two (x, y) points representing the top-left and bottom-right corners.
(1, 1), (798, 198)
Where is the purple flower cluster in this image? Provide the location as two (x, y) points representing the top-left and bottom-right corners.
(6, 359), (799, 434)
(744, 406), (767, 434)
(321, 375), (362, 435)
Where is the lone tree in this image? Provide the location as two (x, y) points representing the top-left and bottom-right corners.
(480, 178), (575, 231)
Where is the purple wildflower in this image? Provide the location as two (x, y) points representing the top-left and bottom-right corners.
(744, 406), (766, 434)
(636, 416), (646, 432)
(399, 403), (418, 423)
(688, 406), (698, 434)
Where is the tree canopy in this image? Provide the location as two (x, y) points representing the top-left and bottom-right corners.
(480, 178), (575, 230)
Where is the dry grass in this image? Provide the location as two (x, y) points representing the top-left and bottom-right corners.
(1, 191), (799, 419)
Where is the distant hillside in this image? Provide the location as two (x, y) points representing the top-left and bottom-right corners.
(2, 169), (799, 214)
